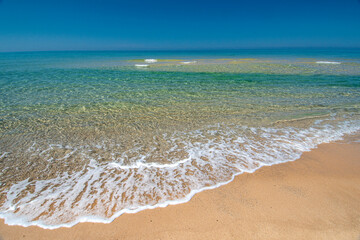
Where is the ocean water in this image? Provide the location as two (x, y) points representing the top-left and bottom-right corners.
(0, 49), (359, 228)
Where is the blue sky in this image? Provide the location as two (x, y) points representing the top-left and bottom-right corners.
(0, 0), (360, 51)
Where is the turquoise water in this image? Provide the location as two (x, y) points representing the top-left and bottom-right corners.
(0, 49), (359, 228)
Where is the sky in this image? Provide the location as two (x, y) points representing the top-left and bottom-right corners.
(0, 0), (360, 52)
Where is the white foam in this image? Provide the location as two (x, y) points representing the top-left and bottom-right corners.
(0, 152), (9, 159)
(0, 119), (359, 229)
(181, 61), (197, 64)
(144, 59), (157, 63)
(135, 64), (149, 68)
(316, 61), (341, 64)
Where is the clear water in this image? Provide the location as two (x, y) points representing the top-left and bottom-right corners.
(0, 49), (359, 228)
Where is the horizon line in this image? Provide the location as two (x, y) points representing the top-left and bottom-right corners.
(1, 46), (360, 54)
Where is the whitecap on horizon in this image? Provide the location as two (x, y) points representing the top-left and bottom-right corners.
(144, 59), (157, 63)
(181, 61), (197, 64)
(135, 64), (149, 67)
(316, 61), (341, 64)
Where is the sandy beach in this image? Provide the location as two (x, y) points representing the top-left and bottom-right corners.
(0, 139), (359, 240)
(2, 0), (360, 238)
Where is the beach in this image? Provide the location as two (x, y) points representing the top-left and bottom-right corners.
(1, 0), (360, 237)
(1, 139), (359, 240)
(0, 50), (360, 237)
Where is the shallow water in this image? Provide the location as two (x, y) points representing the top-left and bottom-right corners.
(0, 49), (359, 228)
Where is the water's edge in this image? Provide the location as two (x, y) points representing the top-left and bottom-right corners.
(1, 127), (358, 229)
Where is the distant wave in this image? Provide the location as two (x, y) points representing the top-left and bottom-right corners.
(144, 59), (157, 63)
(316, 61), (341, 64)
(135, 64), (149, 67)
(181, 61), (197, 64)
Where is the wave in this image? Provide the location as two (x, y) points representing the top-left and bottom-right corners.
(0, 118), (359, 229)
(134, 64), (149, 68)
(316, 61), (341, 64)
(181, 61), (197, 64)
(144, 59), (158, 63)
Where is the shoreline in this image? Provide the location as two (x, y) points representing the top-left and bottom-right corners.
(1, 140), (359, 239)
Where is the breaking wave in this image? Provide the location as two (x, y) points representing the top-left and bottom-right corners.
(0, 119), (359, 229)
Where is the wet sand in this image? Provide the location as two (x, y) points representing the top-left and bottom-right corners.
(0, 140), (359, 240)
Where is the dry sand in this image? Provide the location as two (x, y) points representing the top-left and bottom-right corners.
(0, 140), (359, 240)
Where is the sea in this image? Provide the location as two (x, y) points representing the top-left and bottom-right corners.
(0, 48), (359, 228)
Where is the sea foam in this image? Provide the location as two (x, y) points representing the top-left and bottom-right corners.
(0, 119), (359, 229)
(316, 61), (341, 64)
(135, 64), (149, 68)
(144, 59), (157, 63)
